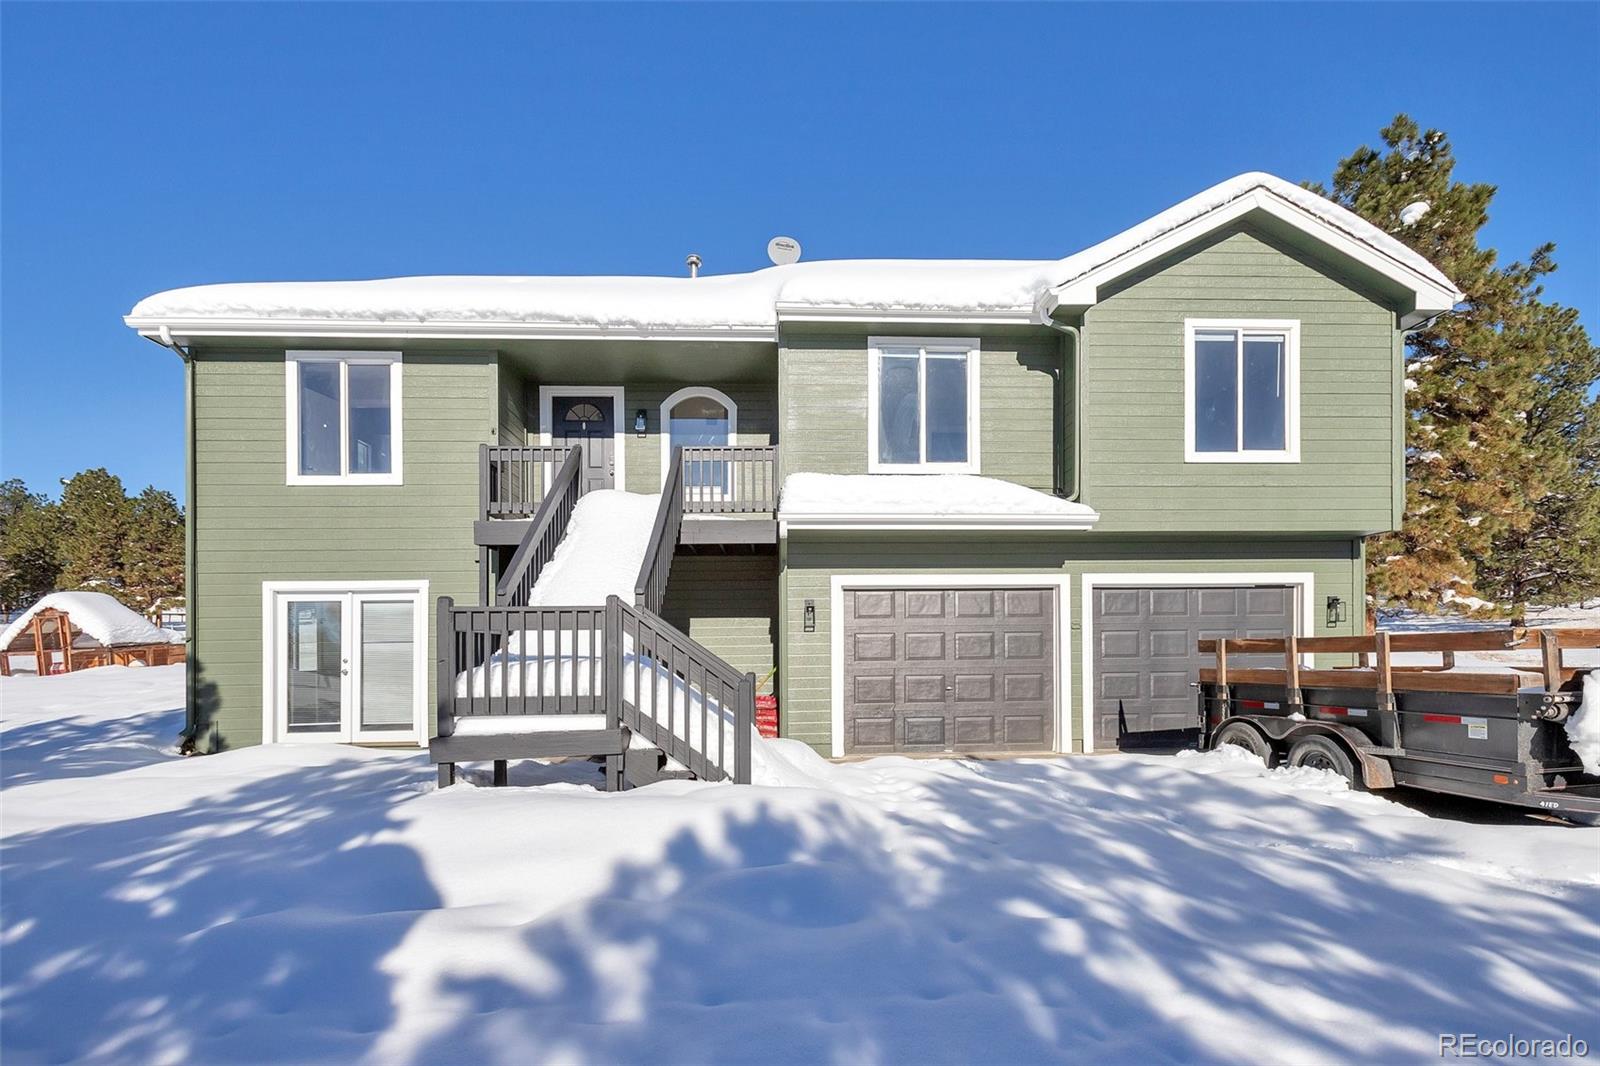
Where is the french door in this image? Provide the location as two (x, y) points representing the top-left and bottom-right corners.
(268, 583), (426, 743)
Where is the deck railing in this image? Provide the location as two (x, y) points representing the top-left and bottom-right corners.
(481, 444), (572, 520)
(635, 447), (685, 614)
(679, 445), (779, 514)
(496, 445), (584, 607)
(435, 595), (754, 783)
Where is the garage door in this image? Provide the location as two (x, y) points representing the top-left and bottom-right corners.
(1092, 585), (1295, 749)
(844, 587), (1055, 754)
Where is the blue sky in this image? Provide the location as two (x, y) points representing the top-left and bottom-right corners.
(3, 2), (1595, 502)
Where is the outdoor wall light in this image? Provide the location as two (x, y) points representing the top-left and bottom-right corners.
(1326, 595), (1347, 627)
(804, 599), (816, 633)
(634, 409), (648, 436)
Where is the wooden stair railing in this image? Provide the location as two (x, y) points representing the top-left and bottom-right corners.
(634, 446), (686, 614)
(496, 444), (585, 608)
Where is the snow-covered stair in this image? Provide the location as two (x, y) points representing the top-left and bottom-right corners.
(526, 490), (661, 607)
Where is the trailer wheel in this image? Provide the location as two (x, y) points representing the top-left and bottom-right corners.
(1212, 721), (1275, 766)
(1286, 735), (1364, 791)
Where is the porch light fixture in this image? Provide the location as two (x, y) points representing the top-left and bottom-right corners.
(804, 599), (816, 633)
(1326, 595), (1347, 628)
(634, 409), (647, 436)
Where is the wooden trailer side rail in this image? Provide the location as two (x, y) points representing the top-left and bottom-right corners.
(1198, 626), (1598, 697)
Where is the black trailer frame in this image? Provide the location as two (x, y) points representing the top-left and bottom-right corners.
(1195, 627), (1600, 825)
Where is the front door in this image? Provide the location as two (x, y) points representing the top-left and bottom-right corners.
(273, 589), (422, 743)
(553, 395), (616, 491)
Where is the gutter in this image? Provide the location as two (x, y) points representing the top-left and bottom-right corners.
(1041, 318), (1084, 502)
(149, 326), (200, 751)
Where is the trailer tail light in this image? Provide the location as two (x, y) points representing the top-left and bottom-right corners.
(1493, 774), (1510, 785)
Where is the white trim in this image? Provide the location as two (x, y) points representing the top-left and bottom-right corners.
(132, 319), (777, 344)
(537, 385), (627, 490)
(828, 573), (1072, 759)
(866, 336), (982, 474)
(776, 304), (1034, 325)
(1182, 319), (1301, 464)
(260, 579), (429, 747)
(658, 385), (739, 487)
(1078, 571), (1315, 754)
(285, 351), (404, 486)
(1043, 188), (1460, 328)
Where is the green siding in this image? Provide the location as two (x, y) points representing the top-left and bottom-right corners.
(619, 384), (776, 494)
(662, 550), (778, 682)
(778, 533), (1363, 756)
(778, 328), (1063, 490)
(189, 349), (493, 751)
(497, 358), (530, 446)
(1080, 225), (1399, 534)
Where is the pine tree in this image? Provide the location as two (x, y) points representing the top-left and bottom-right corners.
(1310, 115), (1597, 613)
(0, 479), (63, 613)
(122, 487), (185, 615)
(1473, 299), (1600, 610)
(56, 468), (132, 599)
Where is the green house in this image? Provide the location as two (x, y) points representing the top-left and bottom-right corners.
(124, 172), (1460, 777)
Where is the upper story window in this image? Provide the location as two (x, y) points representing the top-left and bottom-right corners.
(1184, 320), (1300, 463)
(867, 337), (980, 474)
(286, 352), (403, 485)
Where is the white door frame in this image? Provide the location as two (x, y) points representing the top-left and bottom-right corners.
(537, 385), (627, 490)
(261, 579), (429, 746)
(829, 574), (1072, 758)
(1079, 571), (1315, 753)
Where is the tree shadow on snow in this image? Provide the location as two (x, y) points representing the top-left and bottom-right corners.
(401, 760), (1600, 1065)
(0, 754), (443, 1063)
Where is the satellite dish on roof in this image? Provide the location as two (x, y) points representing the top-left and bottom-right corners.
(767, 236), (801, 266)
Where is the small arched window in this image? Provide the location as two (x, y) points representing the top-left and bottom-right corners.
(660, 387), (738, 491)
(564, 402), (604, 425)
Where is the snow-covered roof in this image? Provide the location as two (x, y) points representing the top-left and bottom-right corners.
(0, 592), (182, 650)
(125, 173), (1462, 343)
(778, 473), (1100, 530)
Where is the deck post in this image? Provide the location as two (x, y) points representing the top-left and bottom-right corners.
(438, 763), (455, 788)
(604, 596), (625, 792)
(493, 759), (508, 787)
(436, 596), (454, 740)
(735, 671), (755, 784)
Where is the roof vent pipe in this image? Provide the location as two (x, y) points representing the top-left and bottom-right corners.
(686, 253), (702, 279)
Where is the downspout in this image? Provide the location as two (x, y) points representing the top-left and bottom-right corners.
(152, 326), (200, 752)
(1042, 318), (1084, 502)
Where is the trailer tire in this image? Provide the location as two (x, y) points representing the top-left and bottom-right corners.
(1286, 735), (1364, 791)
(1212, 721), (1275, 766)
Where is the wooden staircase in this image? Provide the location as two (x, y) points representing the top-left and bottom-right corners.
(432, 444), (760, 789)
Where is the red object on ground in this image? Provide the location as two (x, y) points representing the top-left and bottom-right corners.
(755, 694), (779, 739)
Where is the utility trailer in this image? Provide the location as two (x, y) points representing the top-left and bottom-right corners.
(1196, 627), (1600, 825)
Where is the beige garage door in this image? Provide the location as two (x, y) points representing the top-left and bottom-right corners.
(843, 586), (1055, 754)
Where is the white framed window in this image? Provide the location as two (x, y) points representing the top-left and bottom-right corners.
(1183, 320), (1300, 463)
(866, 337), (981, 474)
(285, 352), (403, 485)
(658, 386), (738, 490)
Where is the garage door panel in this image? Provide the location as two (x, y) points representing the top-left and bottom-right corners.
(844, 586), (1055, 754)
(853, 590), (894, 617)
(1093, 584), (1294, 750)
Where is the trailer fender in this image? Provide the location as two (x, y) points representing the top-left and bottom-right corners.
(1234, 717), (1396, 790)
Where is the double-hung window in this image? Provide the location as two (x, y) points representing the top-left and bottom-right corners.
(1184, 320), (1299, 463)
(868, 337), (980, 473)
(286, 352), (403, 485)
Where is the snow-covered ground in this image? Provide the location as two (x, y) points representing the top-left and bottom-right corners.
(3, 667), (1597, 1065)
